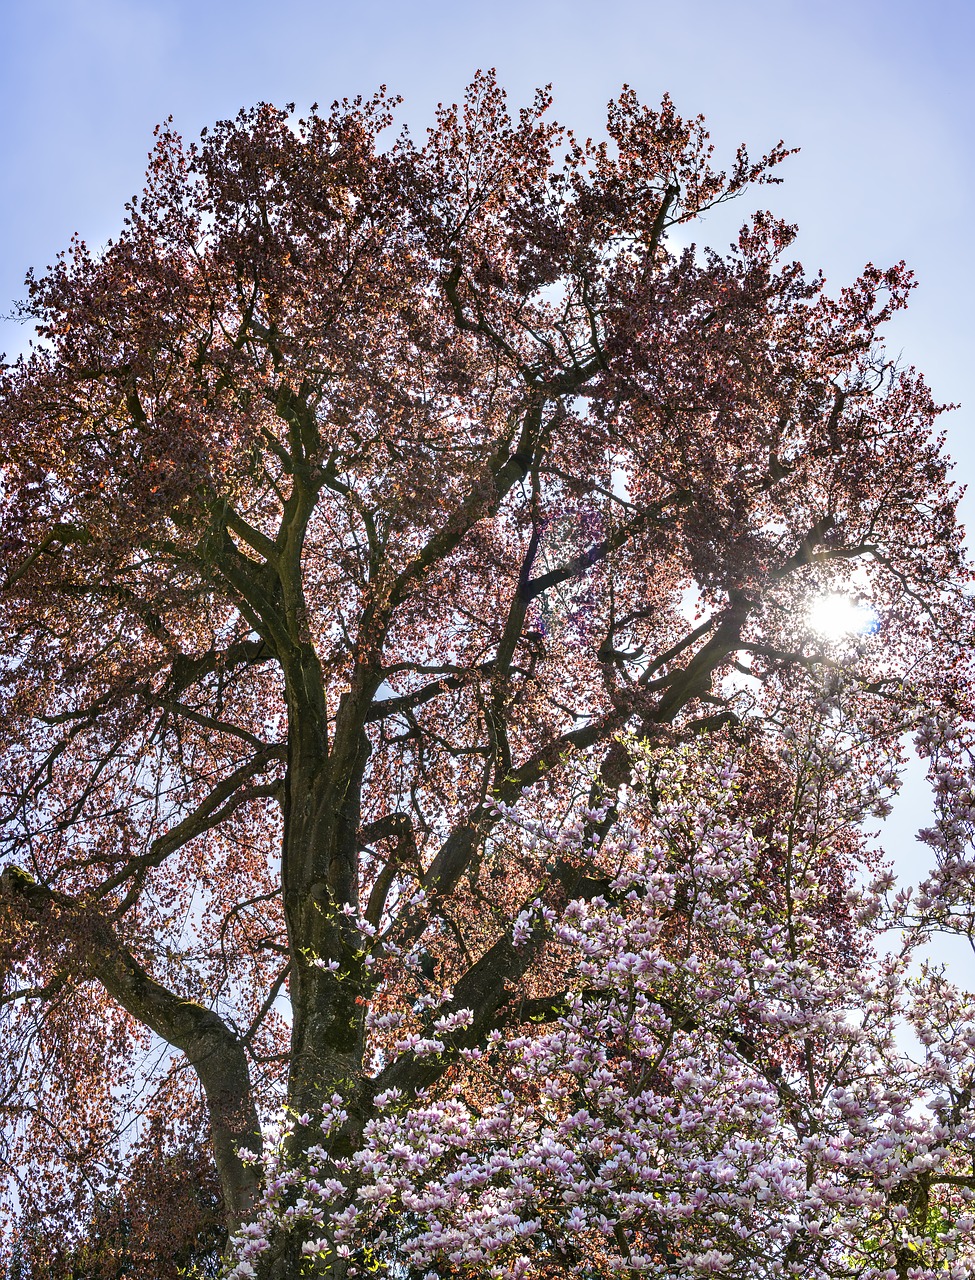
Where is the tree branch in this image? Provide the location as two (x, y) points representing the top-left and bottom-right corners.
(0, 865), (262, 1228)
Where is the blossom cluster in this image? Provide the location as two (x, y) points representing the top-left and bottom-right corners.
(224, 738), (975, 1278)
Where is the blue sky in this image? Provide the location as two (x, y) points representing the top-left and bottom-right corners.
(1, 0), (972, 962)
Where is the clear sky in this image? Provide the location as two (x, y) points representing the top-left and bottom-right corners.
(1, 0), (972, 969)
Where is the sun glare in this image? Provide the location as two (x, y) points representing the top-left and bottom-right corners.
(807, 593), (878, 641)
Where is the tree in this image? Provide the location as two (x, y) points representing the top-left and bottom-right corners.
(7, 1115), (224, 1279)
(0, 73), (973, 1277)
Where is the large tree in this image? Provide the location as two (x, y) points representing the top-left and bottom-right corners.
(1, 75), (973, 1277)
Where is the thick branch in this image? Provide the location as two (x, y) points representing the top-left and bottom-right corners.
(0, 865), (262, 1228)
(93, 745), (286, 901)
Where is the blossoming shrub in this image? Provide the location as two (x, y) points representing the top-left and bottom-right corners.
(225, 735), (975, 1279)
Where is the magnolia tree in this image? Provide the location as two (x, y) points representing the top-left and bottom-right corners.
(0, 74), (974, 1278)
(231, 730), (975, 1280)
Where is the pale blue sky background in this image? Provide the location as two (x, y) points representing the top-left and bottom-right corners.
(1, 0), (972, 968)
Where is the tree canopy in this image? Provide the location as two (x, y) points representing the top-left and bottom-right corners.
(1, 73), (974, 1279)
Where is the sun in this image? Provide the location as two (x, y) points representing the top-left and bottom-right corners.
(807, 593), (878, 641)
